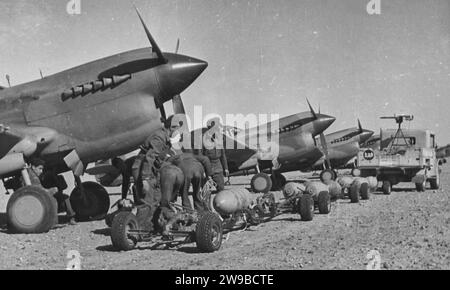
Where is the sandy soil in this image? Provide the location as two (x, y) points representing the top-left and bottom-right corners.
(0, 167), (449, 270)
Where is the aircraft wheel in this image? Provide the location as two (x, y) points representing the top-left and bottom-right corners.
(270, 172), (286, 191)
(382, 181), (392, 195)
(251, 173), (272, 193)
(297, 194), (314, 221)
(349, 183), (360, 203)
(320, 169), (336, 183)
(351, 168), (361, 177)
(7, 186), (57, 234)
(111, 212), (139, 251)
(196, 212), (223, 253)
(70, 182), (110, 221)
(317, 191), (331, 214)
(360, 183), (370, 200)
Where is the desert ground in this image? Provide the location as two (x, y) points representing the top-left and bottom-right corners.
(0, 166), (449, 270)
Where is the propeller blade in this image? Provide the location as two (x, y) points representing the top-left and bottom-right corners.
(134, 6), (167, 63)
(358, 119), (363, 133)
(175, 38), (180, 54)
(319, 133), (331, 169)
(160, 104), (167, 121)
(306, 98), (317, 119)
(173, 94), (186, 115)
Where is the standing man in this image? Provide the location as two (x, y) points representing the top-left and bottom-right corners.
(203, 118), (229, 193)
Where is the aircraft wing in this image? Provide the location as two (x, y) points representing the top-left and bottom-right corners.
(0, 124), (58, 160)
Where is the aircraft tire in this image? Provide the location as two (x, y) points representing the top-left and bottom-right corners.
(111, 212), (139, 251)
(251, 173), (272, 193)
(70, 182), (110, 221)
(196, 212), (223, 253)
(298, 194), (314, 221)
(7, 186), (57, 234)
(317, 191), (331, 214)
(320, 169), (336, 183)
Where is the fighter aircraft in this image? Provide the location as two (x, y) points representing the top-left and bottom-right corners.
(218, 101), (336, 193)
(436, 144), (450, 164)
(309, 120), (374, 178)
(0, 8), (207, 233)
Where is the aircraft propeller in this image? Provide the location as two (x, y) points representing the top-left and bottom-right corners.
(307, 98), (332, 169)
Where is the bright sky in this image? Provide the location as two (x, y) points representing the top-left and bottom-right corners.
(1, 0), (449, 144)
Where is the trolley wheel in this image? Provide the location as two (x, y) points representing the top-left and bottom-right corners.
(317, 191), (331, 214)
(111, 212), (139, 251)
(195, 212), (223, 253)
(297, 194), (314, 221)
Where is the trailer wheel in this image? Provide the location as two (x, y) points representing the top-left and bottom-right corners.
(382, 181), (392, 195)
(7, 186), (57, 234)
(251, 173), (272, 193)
(196, 212), (223, 253)
(111, 212), (139, 251)
(317, 191), (331, 214)
(320, 169), (336, 183)
(349, 183), (360, 203)
(70, 182), (110, 221)
(360, 183), (370, 200)
(298, 194), (314, 221)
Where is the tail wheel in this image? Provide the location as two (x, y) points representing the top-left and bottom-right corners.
(111, 212), (139, 251)
(297, 194), (314, 221)
(360, 183), (370, 200)
(320, 169), (336, 183)
(317, 191), (331, 214)
(195, 212), (223, 253)
(349, 183), (360, 203)
(70, 182), (110, 221)
(382, 181), (392, 195)
(251, 173), (272, 193)
(6, 186), (57, 234)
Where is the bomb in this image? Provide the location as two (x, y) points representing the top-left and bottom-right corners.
(326, 180), (343, 200)
(213, 187), (253, 215)
(283, 182), (305, 199)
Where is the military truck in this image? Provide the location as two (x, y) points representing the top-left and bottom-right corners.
(356, 115), (440, 194)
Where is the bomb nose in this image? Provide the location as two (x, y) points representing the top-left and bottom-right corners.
(157, 54), (208, 100)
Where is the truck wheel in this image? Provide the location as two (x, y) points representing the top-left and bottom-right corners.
(429, 176), (440, 190)
(415, 182), (425, 192)
(196, 212), (223, 253)
(317, 191), (331, 214)
(349, 183), (360, 203)
(320, 169), (336, 183)
(251, 173), (272, 193)
(382, 181), (392, 195)
(360, 183), (370, 200)
(297, 194), (314, 221)
(6, 186), (57, 234)
(70, 182), (110, 221)
(111, 212), (139, 251)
